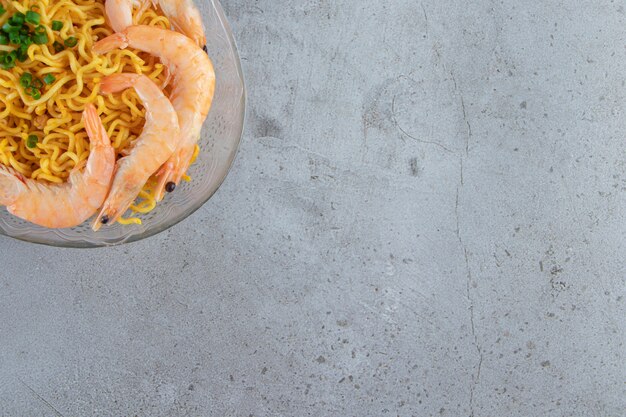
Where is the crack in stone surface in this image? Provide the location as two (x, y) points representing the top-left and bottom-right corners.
(455, 159), (483, 417)
(19, 379), (65, 417)
(450, 71), (472, 155)
(391, 94), (454, 153)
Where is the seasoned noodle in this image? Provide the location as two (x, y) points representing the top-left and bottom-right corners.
(0, 0), (194, 224)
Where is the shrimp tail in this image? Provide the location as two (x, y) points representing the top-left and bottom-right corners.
(93, 31), (130, 54)
(82, 104), (111, 148)
(100, 73), (139, 94)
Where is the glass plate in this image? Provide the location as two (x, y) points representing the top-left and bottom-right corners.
(0, 0), (245, 248)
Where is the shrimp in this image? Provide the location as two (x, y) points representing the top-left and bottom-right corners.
(0, 105), (115, 229)
(105, 0), (134, 33)
(92, 73), (180, 230)
(105, 0), (206, 48)
(93, 26), (215, 201)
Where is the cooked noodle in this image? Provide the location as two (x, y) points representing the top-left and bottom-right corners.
(0, 0), (194, 225)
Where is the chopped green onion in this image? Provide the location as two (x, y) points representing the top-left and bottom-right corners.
(2, 23), (20, 33)
(31, 78), (43, 89)
(3, 53), (16, 69)
(20, 33), (31, 45)
(43, 74), (55, 85)
(32, 32), (47, 44)
(53, 40), (64, 53)
(0, 51), (12, 69)
(51, 20), (63, 31)
(19, 72), (32, 87)
(17, 44), (29, 62)
(19, 24), (29, 35)
(9, 31), (20, 44)
(25, 11), (40, 25)
(3, 51), (16, 65)
(26, 134), (38, 148)
(9, 12), (25, 26)
(26, 86), (40, 99)
(0, 33), (8, 45)
(34, 25), (45, 34)
(0, 5), (6, 16)
(64, 36), (77, 47)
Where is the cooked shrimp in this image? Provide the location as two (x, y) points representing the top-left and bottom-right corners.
(0, 105), (115, 229)
(94, 26), (215, 201)
(105, 0), (206, 47)
(105, 0), (134, 33)
(92, 73), (180, 230)
(155, 0), (206, 47)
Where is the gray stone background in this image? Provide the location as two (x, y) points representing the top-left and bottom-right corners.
(1, 0), (625, 416)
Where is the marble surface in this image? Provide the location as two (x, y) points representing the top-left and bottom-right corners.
(1, 0), (624, 415)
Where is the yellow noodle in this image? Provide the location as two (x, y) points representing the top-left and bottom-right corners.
(117, 216), (142, 225)
(0, 0), (195, 225)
